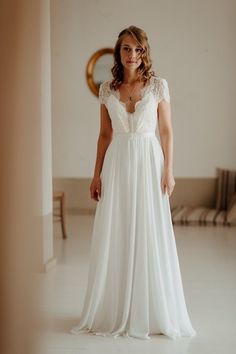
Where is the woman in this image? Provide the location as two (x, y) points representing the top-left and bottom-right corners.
(70, 25), (197, 340)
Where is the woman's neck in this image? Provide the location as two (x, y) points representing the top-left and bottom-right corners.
(123, 69), (140, 84)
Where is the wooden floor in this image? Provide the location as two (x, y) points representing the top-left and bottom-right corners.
(36, 213), (236, 354)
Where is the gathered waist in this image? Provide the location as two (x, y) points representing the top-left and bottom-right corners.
(113, 131), (155, 138)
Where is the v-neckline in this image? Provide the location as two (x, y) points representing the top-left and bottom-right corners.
(112, 77), (154, 114)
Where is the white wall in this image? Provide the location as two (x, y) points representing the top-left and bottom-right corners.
(51, 0), (236, 178)
(41, 0), (54, 264)
(41, 0), (53, 215)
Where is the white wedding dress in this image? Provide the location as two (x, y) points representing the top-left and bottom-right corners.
(70, 76), (197, 340)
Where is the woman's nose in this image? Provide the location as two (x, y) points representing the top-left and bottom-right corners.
(128, 49), (136, 58)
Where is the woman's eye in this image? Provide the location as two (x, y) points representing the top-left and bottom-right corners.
(122, 47), (142, 53)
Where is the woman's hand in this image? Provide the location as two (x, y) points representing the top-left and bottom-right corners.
(90, 176), (102, 201)
(161, 169), (175, 197)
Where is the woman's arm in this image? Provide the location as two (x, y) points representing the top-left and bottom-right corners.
(90, 104), (112, 201)
(157, 100), (175, 196)
(93, 104), (113, 178)
(158, 101), (173, 171)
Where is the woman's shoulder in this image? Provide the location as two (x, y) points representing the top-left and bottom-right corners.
(99, 80), (112, 89)
(99, 80), (113, 93)
(98, 80), (113, 104)
(151, 75), (169, 87)
(150, 75), (170, 102)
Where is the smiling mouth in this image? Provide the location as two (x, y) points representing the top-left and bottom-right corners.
(127, 61), (136, 64)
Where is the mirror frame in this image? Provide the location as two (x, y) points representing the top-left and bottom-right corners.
(86, 47), (114, 97)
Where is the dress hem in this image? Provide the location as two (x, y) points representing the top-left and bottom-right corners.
(70, 326), (197, 341)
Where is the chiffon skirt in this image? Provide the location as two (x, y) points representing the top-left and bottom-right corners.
(70, 132), (197, 340)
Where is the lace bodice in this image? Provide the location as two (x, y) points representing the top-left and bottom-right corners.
(99, 76), (170, 106)
(98, 76), (171, 136)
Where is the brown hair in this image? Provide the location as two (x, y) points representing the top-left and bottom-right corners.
(110, 25), (156, 90)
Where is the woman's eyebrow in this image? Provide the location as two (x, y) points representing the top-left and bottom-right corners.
(121, 43), (142, 48)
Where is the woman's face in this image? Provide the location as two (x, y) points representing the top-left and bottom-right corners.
(120, 35), (143, 71)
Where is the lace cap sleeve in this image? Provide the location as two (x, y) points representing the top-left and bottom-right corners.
(153, 77), (170, 104)
(98, 80), (111, 104)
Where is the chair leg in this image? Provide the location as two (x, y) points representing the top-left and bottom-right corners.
(60, 193), (67, 239)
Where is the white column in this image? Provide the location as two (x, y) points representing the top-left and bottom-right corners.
(0, 1), (55, 353)
(40, 0), (56, 270)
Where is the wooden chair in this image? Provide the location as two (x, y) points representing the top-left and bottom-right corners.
(53, 191), (67, 239)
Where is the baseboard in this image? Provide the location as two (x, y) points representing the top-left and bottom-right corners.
(43, 256), (57, 272)
(53, 177), (217, 212)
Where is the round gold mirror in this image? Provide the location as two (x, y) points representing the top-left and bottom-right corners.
(86, 48), (114, 97)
